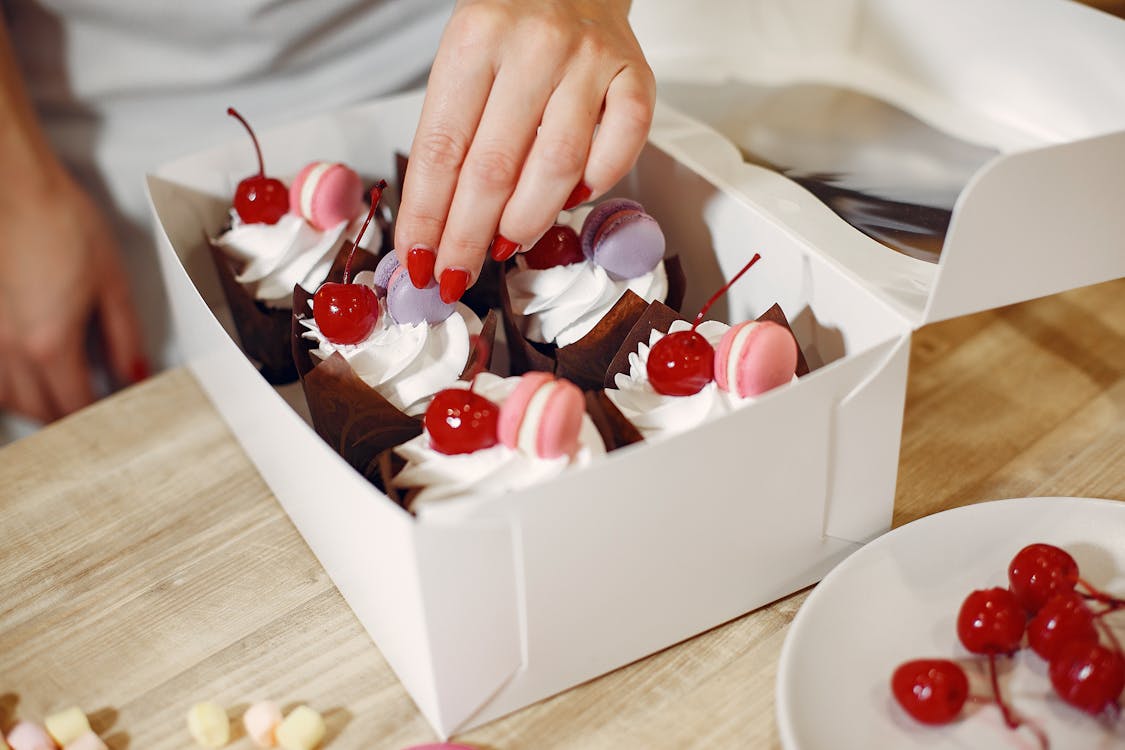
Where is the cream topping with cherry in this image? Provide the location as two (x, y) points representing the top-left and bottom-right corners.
(393, 373), (605, 507)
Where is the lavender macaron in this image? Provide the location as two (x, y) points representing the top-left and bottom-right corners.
(373, 252), (455, 325)
(579, 198), (665, 281)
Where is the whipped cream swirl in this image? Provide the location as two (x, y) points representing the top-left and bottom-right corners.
(507, 256), (668, 348)
(300, 271), (480, 415)
(605, 319), (755, 442)
(392, 373), (606, 507)
(215, 210), (379, 308)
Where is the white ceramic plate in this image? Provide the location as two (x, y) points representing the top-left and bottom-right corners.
(777, 497), (1125, 750)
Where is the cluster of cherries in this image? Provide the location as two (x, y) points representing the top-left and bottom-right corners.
(892, 543), (1125, 746)
(645, 253), (761, 396)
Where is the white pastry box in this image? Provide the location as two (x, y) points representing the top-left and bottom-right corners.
(145, 0), (1125, 738)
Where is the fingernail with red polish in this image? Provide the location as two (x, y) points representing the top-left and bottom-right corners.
(563, 181), (592, 210)
(439, 267), (470, 304)
(490, 235), (520, 262)
(407, 246), (436, 288)
(131, 357), (150, 383)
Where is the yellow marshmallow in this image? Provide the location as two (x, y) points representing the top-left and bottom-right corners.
(187, 701), (230, 748)
(275, 706), (325, 750)
(45, 706), (90, 747)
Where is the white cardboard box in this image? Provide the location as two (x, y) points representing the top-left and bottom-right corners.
(146, 0), (1125, 737)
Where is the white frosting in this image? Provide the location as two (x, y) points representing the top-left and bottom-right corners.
(392, 373), (606, 507)
(300, 270), (481, 415)
(507, 256), (668, 348)
(214, 209), (380, 308)
(605, 319), (754, 442)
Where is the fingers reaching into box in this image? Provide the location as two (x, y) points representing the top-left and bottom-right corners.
(394, 0), (655, 304)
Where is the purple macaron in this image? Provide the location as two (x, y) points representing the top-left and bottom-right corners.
(386, 266), (455, 325)
(579, 198), (665, 281)
(372, 250), (400, 298)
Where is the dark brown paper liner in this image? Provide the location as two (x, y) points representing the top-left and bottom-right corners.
(208, 240), (300, 384)
(585, 390), (644, 450)
(292, 285), (499, 488)
(500, 256), (687, 391)
(604, 301), (811, 387)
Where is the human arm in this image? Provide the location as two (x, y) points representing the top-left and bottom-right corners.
(0, 19), (145, 423)
(392, 0), (655, 302)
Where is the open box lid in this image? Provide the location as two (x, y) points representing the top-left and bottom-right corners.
(633, 0), (1125, 329)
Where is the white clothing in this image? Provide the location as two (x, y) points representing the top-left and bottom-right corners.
(1, 0), (453, 442)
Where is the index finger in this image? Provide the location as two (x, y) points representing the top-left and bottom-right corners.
(394, 14), (497, 287)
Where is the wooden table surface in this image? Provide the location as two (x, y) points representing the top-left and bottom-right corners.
(1, 277), (1123, 750)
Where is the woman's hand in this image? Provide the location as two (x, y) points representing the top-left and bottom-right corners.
(394, 0), (655, 303)
(0, 166), (146, 423)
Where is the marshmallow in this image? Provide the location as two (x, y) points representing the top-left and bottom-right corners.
(275, 706), (325, 750)
(186, 702), (230, 748)
(243, 701), (283, 748)
(62, 732), (107, 750)
(45, 706), (90, 746)
(6, 722), (55, 750)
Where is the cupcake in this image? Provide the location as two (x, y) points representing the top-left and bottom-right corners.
(500, 198), (686, 390)
(604, 254), (808, 442)
(385, 372), (607, 510)
(293, 206), (497, 484)
(209, 109), (383, 383)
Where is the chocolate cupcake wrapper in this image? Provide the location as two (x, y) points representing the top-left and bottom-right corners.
(500, 255), (687, 391)
(292, 282), (499, 489)
(604, 301), (811, 387)
(209, 218), (388, 384)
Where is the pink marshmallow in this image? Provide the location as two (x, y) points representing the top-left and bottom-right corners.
(242, 700), (283, 748)
(289, 161), (364, 231)
(6, 722), (56, 750)
(713, 320), (797, 398)
(62, 732), (106, 750)
(498, 372), (585, 459)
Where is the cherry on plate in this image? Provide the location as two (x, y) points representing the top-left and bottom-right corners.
(891, 659), (969, 725)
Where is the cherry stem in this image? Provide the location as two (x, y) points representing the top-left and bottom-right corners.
(343, 181), (387, 284)
(1078, 578), (1125, 608)
(986, 653), (1049, 750)
(226, 107), (266, 177)
(692, 253), (762, 330)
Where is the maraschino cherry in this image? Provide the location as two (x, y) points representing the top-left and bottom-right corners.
(1009, 543), (1080, 614)
(1048, 640), (1125, 716)
(957, 587), (1026, 655)
(312, 181), (386, 345)
(891, 659), (969, 725)
(522, 225), (584, 270)
(1028, 591), (1099, 660)
(424, 380), (500, 455)
(646, 253), (761, 396)
(227, 107), (288, 225)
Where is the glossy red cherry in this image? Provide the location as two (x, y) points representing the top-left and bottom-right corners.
(1028, 591), (1099, 661)
(227, 107), (288, 225)
(891, 659), (969, 725)
(957, 587), (1026, 655)
(1048, 640), (1125, 715)
(523, 225), (584, 269)
(645, 252), (761, 397)
(312, 283), (379, 345)
(647, 331), (714, 396)
(312, 182), (387, 344)
(1009, 543), (1080, 614)
(424, 388), (500, 455)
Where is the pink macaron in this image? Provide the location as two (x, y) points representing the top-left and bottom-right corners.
(498, 372), (585, 459)
(289, 160), (364, 231)
(713, 320), (798, 398)
(6, 722), (55, 750)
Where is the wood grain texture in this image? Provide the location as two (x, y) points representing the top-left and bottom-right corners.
(1, 277), (1123, 750)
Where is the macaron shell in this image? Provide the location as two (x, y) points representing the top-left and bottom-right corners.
(291, 161), (364, 231)
(580, 198), (644, 261)
(373, 251), (400, 297)
(717, 321), (797, 398)
(6, 722), (55, 750)
(712, 321), (744, 393)
(590, 210), (665, 280)
(387, 267), (455, 325)
(536, 378), (584, 458)
(498, 371), (554, 449)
